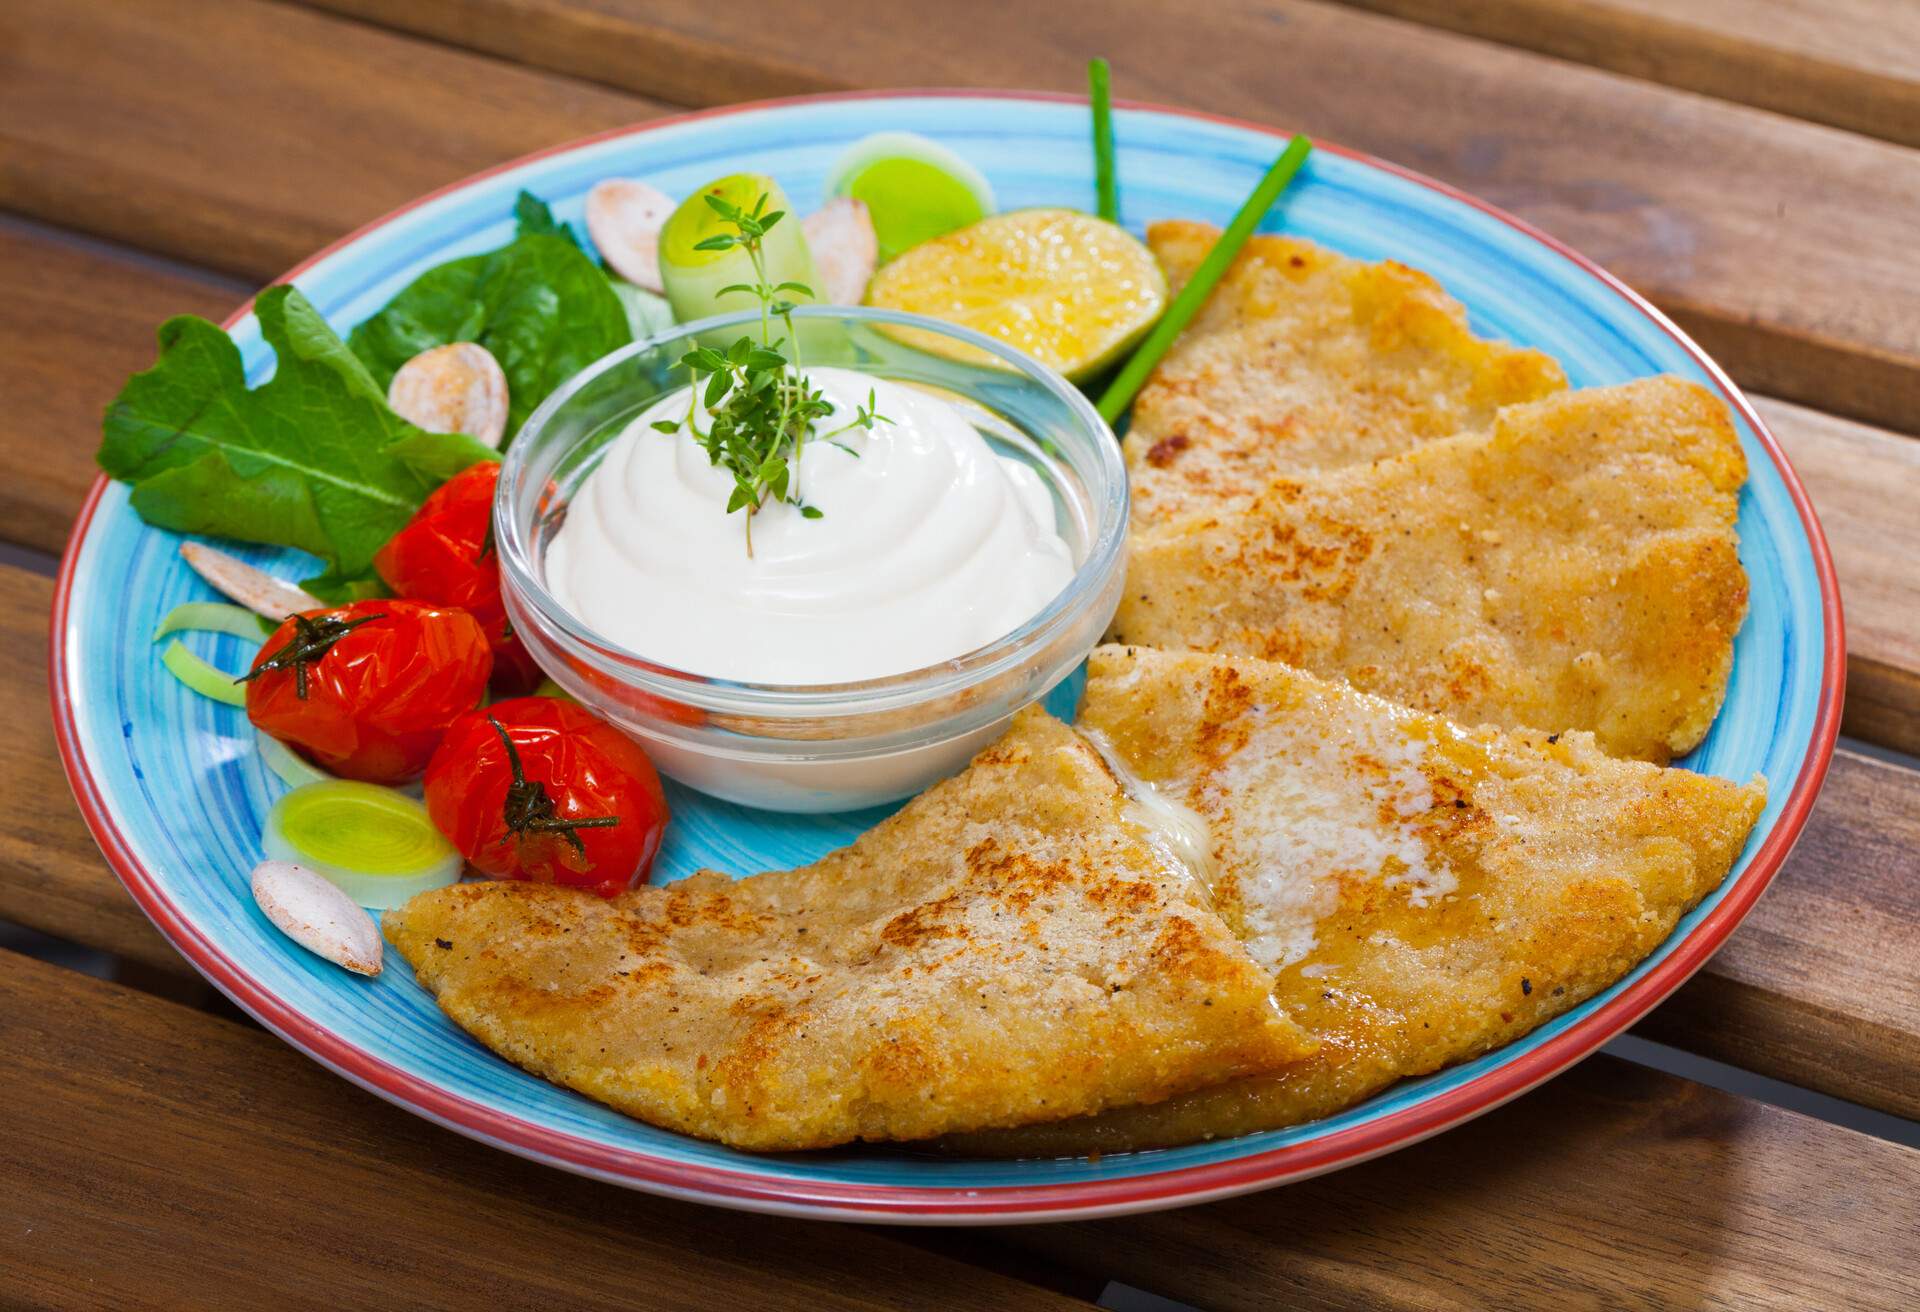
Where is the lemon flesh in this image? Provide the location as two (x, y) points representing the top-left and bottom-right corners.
(864, 208), (1167, 382)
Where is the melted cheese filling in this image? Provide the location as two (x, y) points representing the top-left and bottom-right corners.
(1080, 727), (1222, 904)
(1209, 705), (1449, 972)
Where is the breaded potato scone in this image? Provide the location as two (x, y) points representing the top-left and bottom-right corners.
(1114, 375), (1750, 762)
(387, 708), (1310, 1152)
(1127, 220), (1566, 526)
(947, 647), (1764, 1156)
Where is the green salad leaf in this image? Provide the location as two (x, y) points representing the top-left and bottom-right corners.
(348, 226), (631, 441)
(512, 189), (589, 252)
(611, 278), (676, 340)
(99, 285), (498, 601)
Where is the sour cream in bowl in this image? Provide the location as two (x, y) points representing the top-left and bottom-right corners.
(545, 368), (1076, 685)
(496, 308), (1127, 812)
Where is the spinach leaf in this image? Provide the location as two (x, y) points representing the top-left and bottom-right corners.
(512, 189), (589, 252)
(348, 230), (631, 441)
(611, 278), (676, 340)
(99, 285), (497, 600)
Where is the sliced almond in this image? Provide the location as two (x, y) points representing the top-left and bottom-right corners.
(251, 860), (383, 977)
(180, 542), (323, 621)
(802, 198), (879, 305)
(585, 178), (675, 293)
(387, 342), (510, 450)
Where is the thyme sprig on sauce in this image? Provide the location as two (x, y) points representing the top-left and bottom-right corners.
(650, 191), (891, 555)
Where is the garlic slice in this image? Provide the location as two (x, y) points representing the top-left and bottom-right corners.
(585, 178), (675, 293)
(179, 542), (322, 621)
(387, 342), (509, 450)
(251, 860), (383, 977)
(802, 197), (879, 305)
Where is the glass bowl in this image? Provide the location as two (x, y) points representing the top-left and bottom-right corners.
(494, 306), (1128, 812)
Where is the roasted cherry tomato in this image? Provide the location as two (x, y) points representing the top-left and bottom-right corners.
(244, 600), (492, 784)
(372, 460), (541, 694)
(424, 696), (669, 898)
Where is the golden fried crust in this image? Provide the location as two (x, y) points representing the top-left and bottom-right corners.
(946, 647), (1765, 1155)
(1113, 375), (1750, 762)
(1127, 221), (1566, 525)
(386, 708), (1310, 1152)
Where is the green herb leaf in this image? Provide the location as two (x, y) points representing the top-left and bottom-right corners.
(349, 232), (630, 442)
(99, 286), (497, 600)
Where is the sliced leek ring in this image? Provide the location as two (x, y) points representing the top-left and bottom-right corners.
(262, 781), (463, 910)
(159, 640), (248, 708)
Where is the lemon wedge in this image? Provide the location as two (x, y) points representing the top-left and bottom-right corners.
(864, 208), (1167, 382)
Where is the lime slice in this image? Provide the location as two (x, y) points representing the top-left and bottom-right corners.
(827, 132), (996, 262)
(864, 208), (1168, 381)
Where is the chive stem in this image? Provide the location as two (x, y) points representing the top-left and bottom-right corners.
(1097, 134), (1313, 424)
(1089, 58), (1119, 223)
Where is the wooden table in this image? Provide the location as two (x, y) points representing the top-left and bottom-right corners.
(3, 2), (1918, 1306)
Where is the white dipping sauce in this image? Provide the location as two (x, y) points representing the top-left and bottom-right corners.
(544, 367), (1075, 683)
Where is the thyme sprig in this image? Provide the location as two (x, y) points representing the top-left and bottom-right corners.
(650, 191), (891, 555)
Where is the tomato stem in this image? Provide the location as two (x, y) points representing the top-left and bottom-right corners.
(237, 611), (386, 700)
(487, 714), (620, 857)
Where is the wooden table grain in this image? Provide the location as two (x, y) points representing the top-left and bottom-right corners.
(3, 1), (1918, 1307)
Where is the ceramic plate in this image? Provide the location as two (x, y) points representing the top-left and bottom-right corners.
(52, 92), (1842, 1223)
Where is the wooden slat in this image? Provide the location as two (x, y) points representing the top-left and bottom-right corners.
(293, 0), (1920, 437)
(0, 218), (245, 556)
(11, 214), (1920, 758)
(3, 225), (1918, 1105)
(1762, 396), (1920, 758)
(2, 199), (1917, 1118)
(0, 564), (179, 974)
(1636, 747), (1920, 1119)
(0, 948), (1091, 1310)
(997, 1055), (1920, 1311)
(1336, 0), (1920, 151)
(11, 527), (1918, 1110)
(0, 0), (674, 282)
(7, 947), (1917, 1309)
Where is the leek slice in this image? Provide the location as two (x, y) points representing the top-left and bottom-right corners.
(257, 729), (331, 790)
(658, 173), (820, 323)
(159, 640), (248, 707)
(153, 601), (274, 643)
(262, 781), (463, 910)
(826, 132), (996, 262)
(155, 601), (269, 706)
